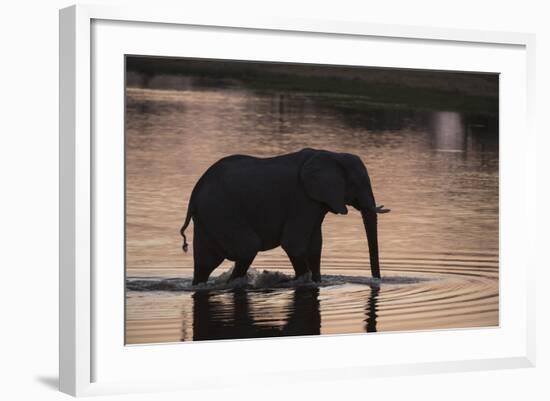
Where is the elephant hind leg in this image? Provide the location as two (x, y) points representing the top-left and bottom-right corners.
(192, 254), (224, 285)
(192, 225), (224, 285)
(228, 255), (256, 282)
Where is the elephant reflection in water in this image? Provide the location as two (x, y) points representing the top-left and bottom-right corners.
(192, 287), (320, 340)
(191, 285), (381, 341)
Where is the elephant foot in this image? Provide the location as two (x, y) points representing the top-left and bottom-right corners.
(192, 277), (202, 286)
(294, 271), (313, 283)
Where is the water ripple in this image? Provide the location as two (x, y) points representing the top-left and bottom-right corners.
(126, 255), (498, 344)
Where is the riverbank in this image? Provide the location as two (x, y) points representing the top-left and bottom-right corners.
(126, 56), (498, 114)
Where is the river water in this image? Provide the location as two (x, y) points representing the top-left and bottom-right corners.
(125, 76), (498, 344)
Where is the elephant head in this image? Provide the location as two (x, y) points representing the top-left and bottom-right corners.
(300, 150), (389, 278)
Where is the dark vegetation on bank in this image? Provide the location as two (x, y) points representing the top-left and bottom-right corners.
(126, 56), (499, 115)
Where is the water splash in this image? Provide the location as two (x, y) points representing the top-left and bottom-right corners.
(126, 267), (430, 292)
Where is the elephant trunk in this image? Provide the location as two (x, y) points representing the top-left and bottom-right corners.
(361, 209), (381, 279)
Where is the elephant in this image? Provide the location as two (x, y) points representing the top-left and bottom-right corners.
(180, 148), (389, 285)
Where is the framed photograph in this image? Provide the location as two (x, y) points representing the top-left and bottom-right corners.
(59, 4), (536, 396)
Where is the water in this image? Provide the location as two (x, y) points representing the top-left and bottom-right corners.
(125, 74), (498, 345)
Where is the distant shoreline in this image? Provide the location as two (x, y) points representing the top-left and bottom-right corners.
(126, 55), (498, 115)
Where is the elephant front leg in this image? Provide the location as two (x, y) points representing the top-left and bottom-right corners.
(282, 240), (311, 280)
(307, 227), (322, 282)
(288, 255), (310, 280)
(281, 206), (324, 281)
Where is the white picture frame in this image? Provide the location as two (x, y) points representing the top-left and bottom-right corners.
(59, 4), (536, 397)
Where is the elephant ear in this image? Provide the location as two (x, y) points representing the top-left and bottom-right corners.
(300, 153), (348, 215)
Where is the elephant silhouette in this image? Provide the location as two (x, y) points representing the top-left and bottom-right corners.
(180, 148), (389, 285)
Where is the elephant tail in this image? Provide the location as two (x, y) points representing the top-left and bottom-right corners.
(180, 205), (193, 253)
